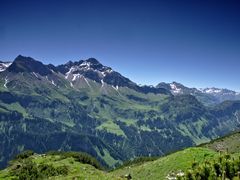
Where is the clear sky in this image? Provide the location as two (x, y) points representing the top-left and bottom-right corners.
(0, 0), (240, 91)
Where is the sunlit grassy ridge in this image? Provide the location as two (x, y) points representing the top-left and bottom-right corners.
(111, 147), (218, 179)
(201, 131), (240, 153)
(0, 151), (123, 180)
(1, 139), (240, 180)
(0, 148), (218, 180)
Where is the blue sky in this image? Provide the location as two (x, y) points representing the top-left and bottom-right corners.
(0, 0), (240, 91)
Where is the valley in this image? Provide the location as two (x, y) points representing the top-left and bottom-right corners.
(0, 55), (240, 174)
(1, 131), (240, 179)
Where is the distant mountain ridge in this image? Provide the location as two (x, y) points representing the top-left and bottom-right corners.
(1, 56), (238, 103)
(2, 55), (169, 95)
(157, 81), (240, 106)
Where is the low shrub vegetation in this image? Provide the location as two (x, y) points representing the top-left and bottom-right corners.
(10, 159), (68, 179)
(46, 151), (102, 169)
(177, 153), (240, 180)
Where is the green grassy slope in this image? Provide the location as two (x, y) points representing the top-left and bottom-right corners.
(0, 147), (218, 179)
(201, 131), (240, 153)
(2, 129), (240, 180)
(112, 130), (240, 179)
(111, 147), (217, 179)
(0, 148), (218, 180)
(0, 151), (123, 180)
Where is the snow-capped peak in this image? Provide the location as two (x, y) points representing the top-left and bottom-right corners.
(203, 88), (222, 94)
(79, 61), (91, 69)
(64, 59), (114, 82)
(0, 62), (12, 72)
(200, 87), (239, 96)
(170, 83), (182, 94)
(77, 59), (113, 77)
(65, 67), (76, 79)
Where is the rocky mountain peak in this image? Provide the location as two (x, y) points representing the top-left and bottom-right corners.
(85, 58), (100, 65)
(7, 55), (52, 76)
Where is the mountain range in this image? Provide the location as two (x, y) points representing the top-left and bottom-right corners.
(157, 82), (240, 106)
(0, 55), (240, 169)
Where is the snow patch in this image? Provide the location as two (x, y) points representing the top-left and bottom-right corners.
(99, 68), (113, 77)
(79, 61), (91, 67)
(64, 60), (115, 88)
(46, 76), (56, 87)
(170, 83), (182, 94)
(204, 88), (222, 94)
(84, 77), (91, 87)
(4, 76), (8, 88)
(72, 73), (81, 81)
(51, 80), (56, 86)
(100, 71), (106, 77)
(65, 67), (76, 79)
(32, 72), (39, 78)
(101, 79), (104, 88)
(112, 85), (119, 91)
(0, 62), (12, 72)
(106, 69), (113, 73)
(79, 62), (91, 70)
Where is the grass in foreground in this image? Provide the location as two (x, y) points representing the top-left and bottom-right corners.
(111, 147), (218, 179)
(0, 151), (123, 180)
(1, 147), (239, 180)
